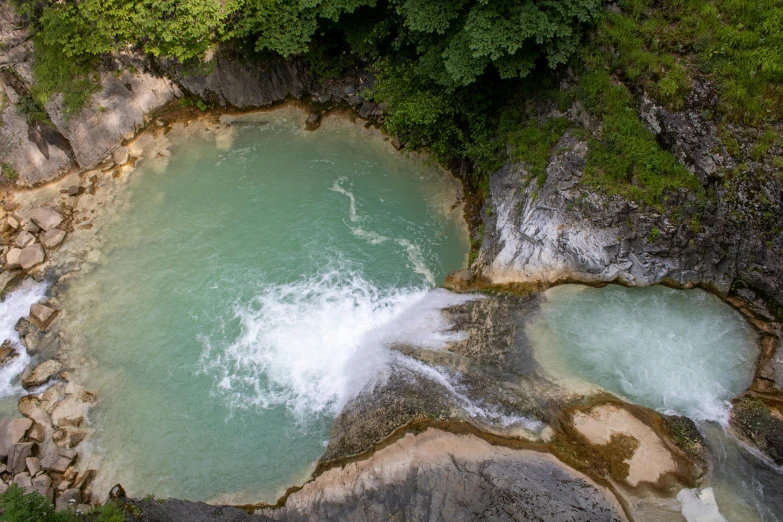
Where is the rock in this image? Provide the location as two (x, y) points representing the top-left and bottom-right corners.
(56, 488), (82, 511)
(26, 456), (41, 475)
(34, 486), (54, 503)
(27, 422), (46, 443)
(14, 230), (35, 248)
(164, 51), (313, 109)
(358, 100), (377, 119)
(51, 395), (93, 428)
(29, 303), (57, 330)
(45, 69), (177, 170)
(68, 185), (82, 197)
(18, 394), (39, 417)
(113, 146), (130, 166)
(0, 483), (7, 494)
(41, 228), (66, 249)
(391, 135), (403, 150)
(4, 247), (21, 270)
(41, 384), (65, 413)
(21, 359), (62, 389)
(0, 340), (19, 366)
(444, 269), (475, 291)
(12, 472), (32, 489)
(72, 469), (95, 490)
(40, 446), (76, 473)
(6, 214), (20, 230)
(8, 441), (35, 473)
(32, 473), (52, 488)
(305, 112), (322, 131)
(29, 207), (63, 231)
(0, 418), (32, 457)
(18, 243), (45, 270)
(261, 429), (626, 522)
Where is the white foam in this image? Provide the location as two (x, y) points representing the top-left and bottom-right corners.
(200, 273), (477, 420)
(330, 177), (361, 222)
(0, 280), (48, 398)
(531, 285), (758, 425)
(678, 488), (728, 522)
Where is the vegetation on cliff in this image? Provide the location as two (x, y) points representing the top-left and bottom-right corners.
(10, 0), (783, 200)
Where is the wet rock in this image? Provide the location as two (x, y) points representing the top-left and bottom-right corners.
(41, 383), (65, 413)
(51, 392), (95, 428)
(264, 429), (626, 522)
(41, 228), (66, 249)
(8, 441), (35, 473)
(21, 359), (61, 389)
(3, 247), (21, 269)
(0, 340), (18, 366)
(730, 397), (783, 465)
(113, 146), (130, 166)
(304, 113), (322, 131)
(29, 303), (57, 330)
(14, 230), (35, 248)
(0, 417), (32, 457)
(17, 394), (39, 417)
(18, 243), (45, 270)
(29, 207), (64, 231)
(68, 185), (82, 197)
(443, 269), (475, 291)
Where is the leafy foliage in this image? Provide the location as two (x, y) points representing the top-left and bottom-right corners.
(0, 485), (126, 522)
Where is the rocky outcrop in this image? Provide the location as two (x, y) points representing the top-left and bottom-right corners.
(44, 69), (180, 171)
(264, 429), (627, 522)
(476, 129), (783, 309)
(124, 429), (626, 522)
(165, 49), (314, 109)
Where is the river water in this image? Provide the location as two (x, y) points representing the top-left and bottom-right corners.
(4, 108), (773, 518)
(59, 112), (470, 502)
(529, 284), (782, 521)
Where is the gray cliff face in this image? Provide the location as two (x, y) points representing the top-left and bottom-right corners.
(166, 50), (314, 109)
(477, 98), (783, 311)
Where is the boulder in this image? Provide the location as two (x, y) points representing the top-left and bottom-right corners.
(41, 383), (65, 413)
(0, 418), (32, 457)
(29, 303), (57, 330)
(305, 112), (322, 131)
(12, 472), (32, 489)
(6, 214), (20, 230)
(27, 422), (46, 443)
(4, 247), (21, 270)
(21, 359), (61, 389)
(0, 340), (19, 366)
(18, 243), (45, 270)
(40, 228), (66, 249)
(359, 100), (377, 119)
(51, 396), (91, 428)
(29, 207), (63, 231)
(34, 486), (54, 502)
(113, 146), (130, 166)
(17, 394), (39, 417)
(67, 185), (82, 197)
(56, 488), (82, 511)
(32, 473), (52, 488)
(26, 456), (42, 475)
(40, 446), (76, 473)
(8, 441), (35, 473)
(14, 230), (35, 248)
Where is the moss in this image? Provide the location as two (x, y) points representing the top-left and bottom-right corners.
(731, 397), (783, 465)
(1, 162), (19, 182)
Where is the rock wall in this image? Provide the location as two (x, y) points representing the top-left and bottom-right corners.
(476, 93), (783, 311)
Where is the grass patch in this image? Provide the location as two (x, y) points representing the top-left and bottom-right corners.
(576, 70), (703, 206)
(507, 118), (572, 181)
